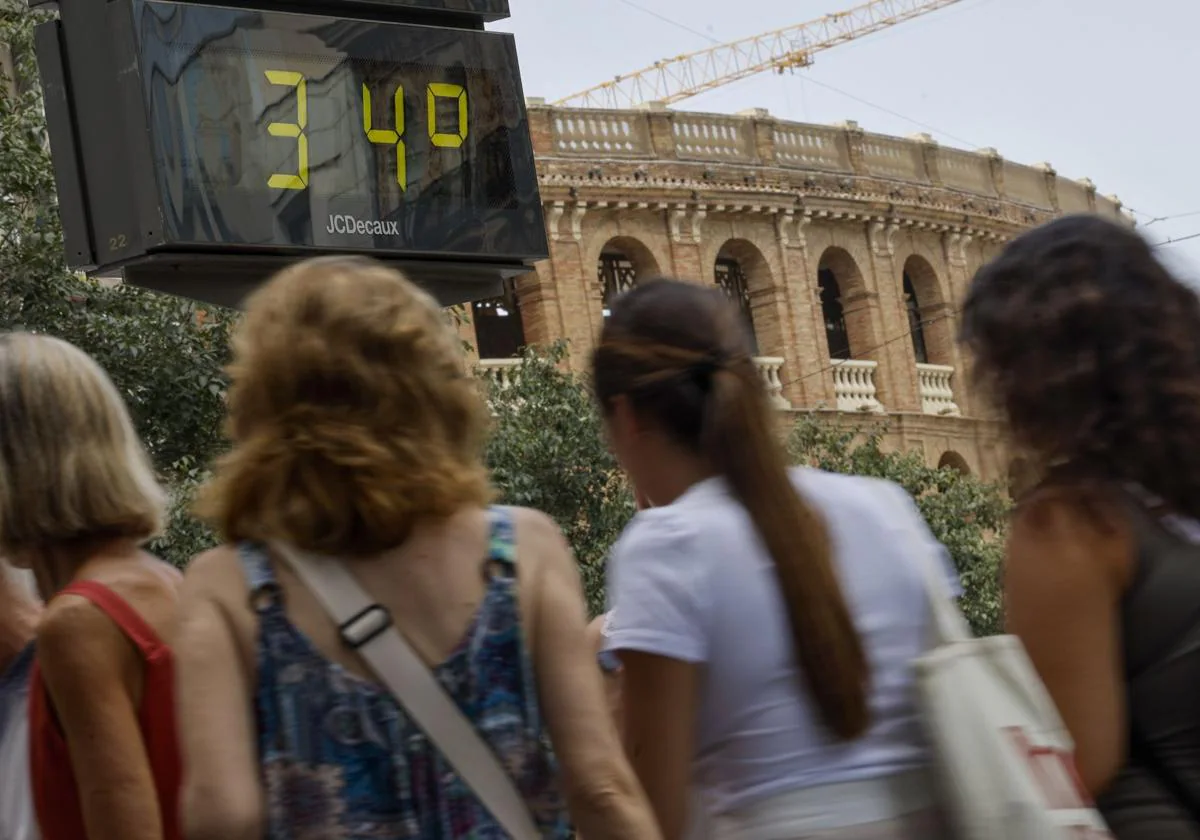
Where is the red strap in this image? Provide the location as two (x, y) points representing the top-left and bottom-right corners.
(57, 580), (165, 657)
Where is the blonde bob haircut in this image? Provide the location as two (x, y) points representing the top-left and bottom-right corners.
(196, 256), (493, 557)
(0, 333), (165, 556)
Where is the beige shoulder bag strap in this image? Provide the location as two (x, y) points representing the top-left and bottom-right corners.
(272, 542), (540, 840)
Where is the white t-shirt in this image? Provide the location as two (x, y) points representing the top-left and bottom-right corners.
(603, 468), (960, 817)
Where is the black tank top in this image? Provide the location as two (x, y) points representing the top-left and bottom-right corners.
(1097, 494), (1200, 838)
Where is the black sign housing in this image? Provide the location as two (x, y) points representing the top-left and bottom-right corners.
(33, 0), (545, 308)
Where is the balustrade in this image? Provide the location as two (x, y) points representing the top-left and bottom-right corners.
(753, 357), (791, 410)
(529, 101), (1126, 219)
(916, 363), (961, 417)
(476, 358), (523, 390)
(477, 357), (792, 410)
(831, 360), (884, 413)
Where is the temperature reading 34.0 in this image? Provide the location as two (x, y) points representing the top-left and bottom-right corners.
(264, 70), (470, 191)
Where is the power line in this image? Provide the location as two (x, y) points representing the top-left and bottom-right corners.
(605, 0), (980, 149)
(778, 310), (958, 392)
(606, 0), (1168, 227)
(779, 226), (1200, 395)
(792, 75), (980, 148)
(1143, 210), (1200, 227)
(1152, 232), (1200, 248)
(610, 0), (718, 45)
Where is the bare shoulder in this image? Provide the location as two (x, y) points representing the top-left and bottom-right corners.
(184, 545), (251, 601)
(37, 595), (126, 675)
(505, 508), (584, 636)
(1010, 482), (1134, 589)
(509, 506), (568, 542)
(1012, 483), (1132, 555)
(506, 506), (580, 578)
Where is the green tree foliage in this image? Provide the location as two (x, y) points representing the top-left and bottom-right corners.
(0, 11), (225, 565)
(485, 349), (1009, 634)
(786, 416), (1008, 636)
(0, 13), (1010, 627)
(482, 343), (634, 609)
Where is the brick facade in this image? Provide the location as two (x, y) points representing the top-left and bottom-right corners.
(469, 104), (1131, 486)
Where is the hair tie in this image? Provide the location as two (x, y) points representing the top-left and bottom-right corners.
(691, 352), (725, 380)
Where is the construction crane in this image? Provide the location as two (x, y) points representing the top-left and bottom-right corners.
(555, 0), (963, 110)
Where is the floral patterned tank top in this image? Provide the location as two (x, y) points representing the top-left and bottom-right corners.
(238, 507), (571, 839)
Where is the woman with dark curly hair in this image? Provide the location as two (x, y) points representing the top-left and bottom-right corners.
(961, 213), (1200, 836)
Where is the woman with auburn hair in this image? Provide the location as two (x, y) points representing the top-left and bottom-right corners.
(0, 333), (181, 840)
(592, 279), (958, 840)
(175, 256), (659, 840)
(961, 214), (1200, 836)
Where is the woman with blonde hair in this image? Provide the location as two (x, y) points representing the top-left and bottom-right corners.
(175, 256), (659, 840)
(0, 333), (182, 840)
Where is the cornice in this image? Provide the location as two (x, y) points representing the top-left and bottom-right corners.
(536, 161), (1053, 238)
(540, 195), (1014, 249)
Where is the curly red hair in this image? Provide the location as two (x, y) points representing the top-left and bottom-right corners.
(196, 257), (492, 556)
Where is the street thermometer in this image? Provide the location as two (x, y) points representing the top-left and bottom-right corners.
(30, 0), (547, 307)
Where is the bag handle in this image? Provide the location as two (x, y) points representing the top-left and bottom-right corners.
(273, 542), (541, 840)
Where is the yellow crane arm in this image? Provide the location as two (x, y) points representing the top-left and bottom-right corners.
(554, 0), (964, 110)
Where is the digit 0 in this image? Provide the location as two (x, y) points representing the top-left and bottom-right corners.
(427, 83), (469, 149)
(264, 70), (309, 190)
(362, 84), (406, 190)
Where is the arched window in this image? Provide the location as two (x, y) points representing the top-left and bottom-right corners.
(598, 249), (637, 318)
(714, 256), (759, 354)
(472, 277), (525, 359)
(818, 268), (851, 361)
(903, 271), (929, 365)
(938, 451), (971, 476)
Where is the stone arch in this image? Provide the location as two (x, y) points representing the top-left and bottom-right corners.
(900, 254), (954, 367)
(713, 238), (777, 356)
(597, 235), (660, 318)
(938, 450), (971, 476)
(816, 247), (875, 360)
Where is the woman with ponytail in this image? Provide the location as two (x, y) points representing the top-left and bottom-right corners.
(593, 279), (958, 840)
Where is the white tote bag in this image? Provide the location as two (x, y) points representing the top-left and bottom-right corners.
(915, 559), (1113, 839)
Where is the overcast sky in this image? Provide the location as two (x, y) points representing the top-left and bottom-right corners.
(494, 0), (1200, 283)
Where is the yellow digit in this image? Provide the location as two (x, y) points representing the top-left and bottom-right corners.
(427, 83), (468, 149)
(363, 84), (406, 190)
(265, 70), (308, 190)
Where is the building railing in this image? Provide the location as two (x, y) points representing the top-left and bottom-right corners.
(527, 101), (1127, 221)
(916, 363), (961, 417)
(480, 357), (957, 420)
(831, 360), (884, 414)
(478, 357), (792, 410)
(476, 358), (523, 390)
(753, 357), (791, 410)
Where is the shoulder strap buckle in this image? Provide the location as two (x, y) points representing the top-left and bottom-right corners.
(339, 604), (393, 650)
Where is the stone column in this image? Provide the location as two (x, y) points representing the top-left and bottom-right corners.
(514, 260), (560, 348)
(776, 210), (832, 408)
(868, 219), (920, 413)
(941, 230), (975, 416)
(539, 201), (602, 373)
(668, 203), (705, 280)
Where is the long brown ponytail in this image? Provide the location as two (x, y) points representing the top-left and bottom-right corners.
(593, 279), (869, 740)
